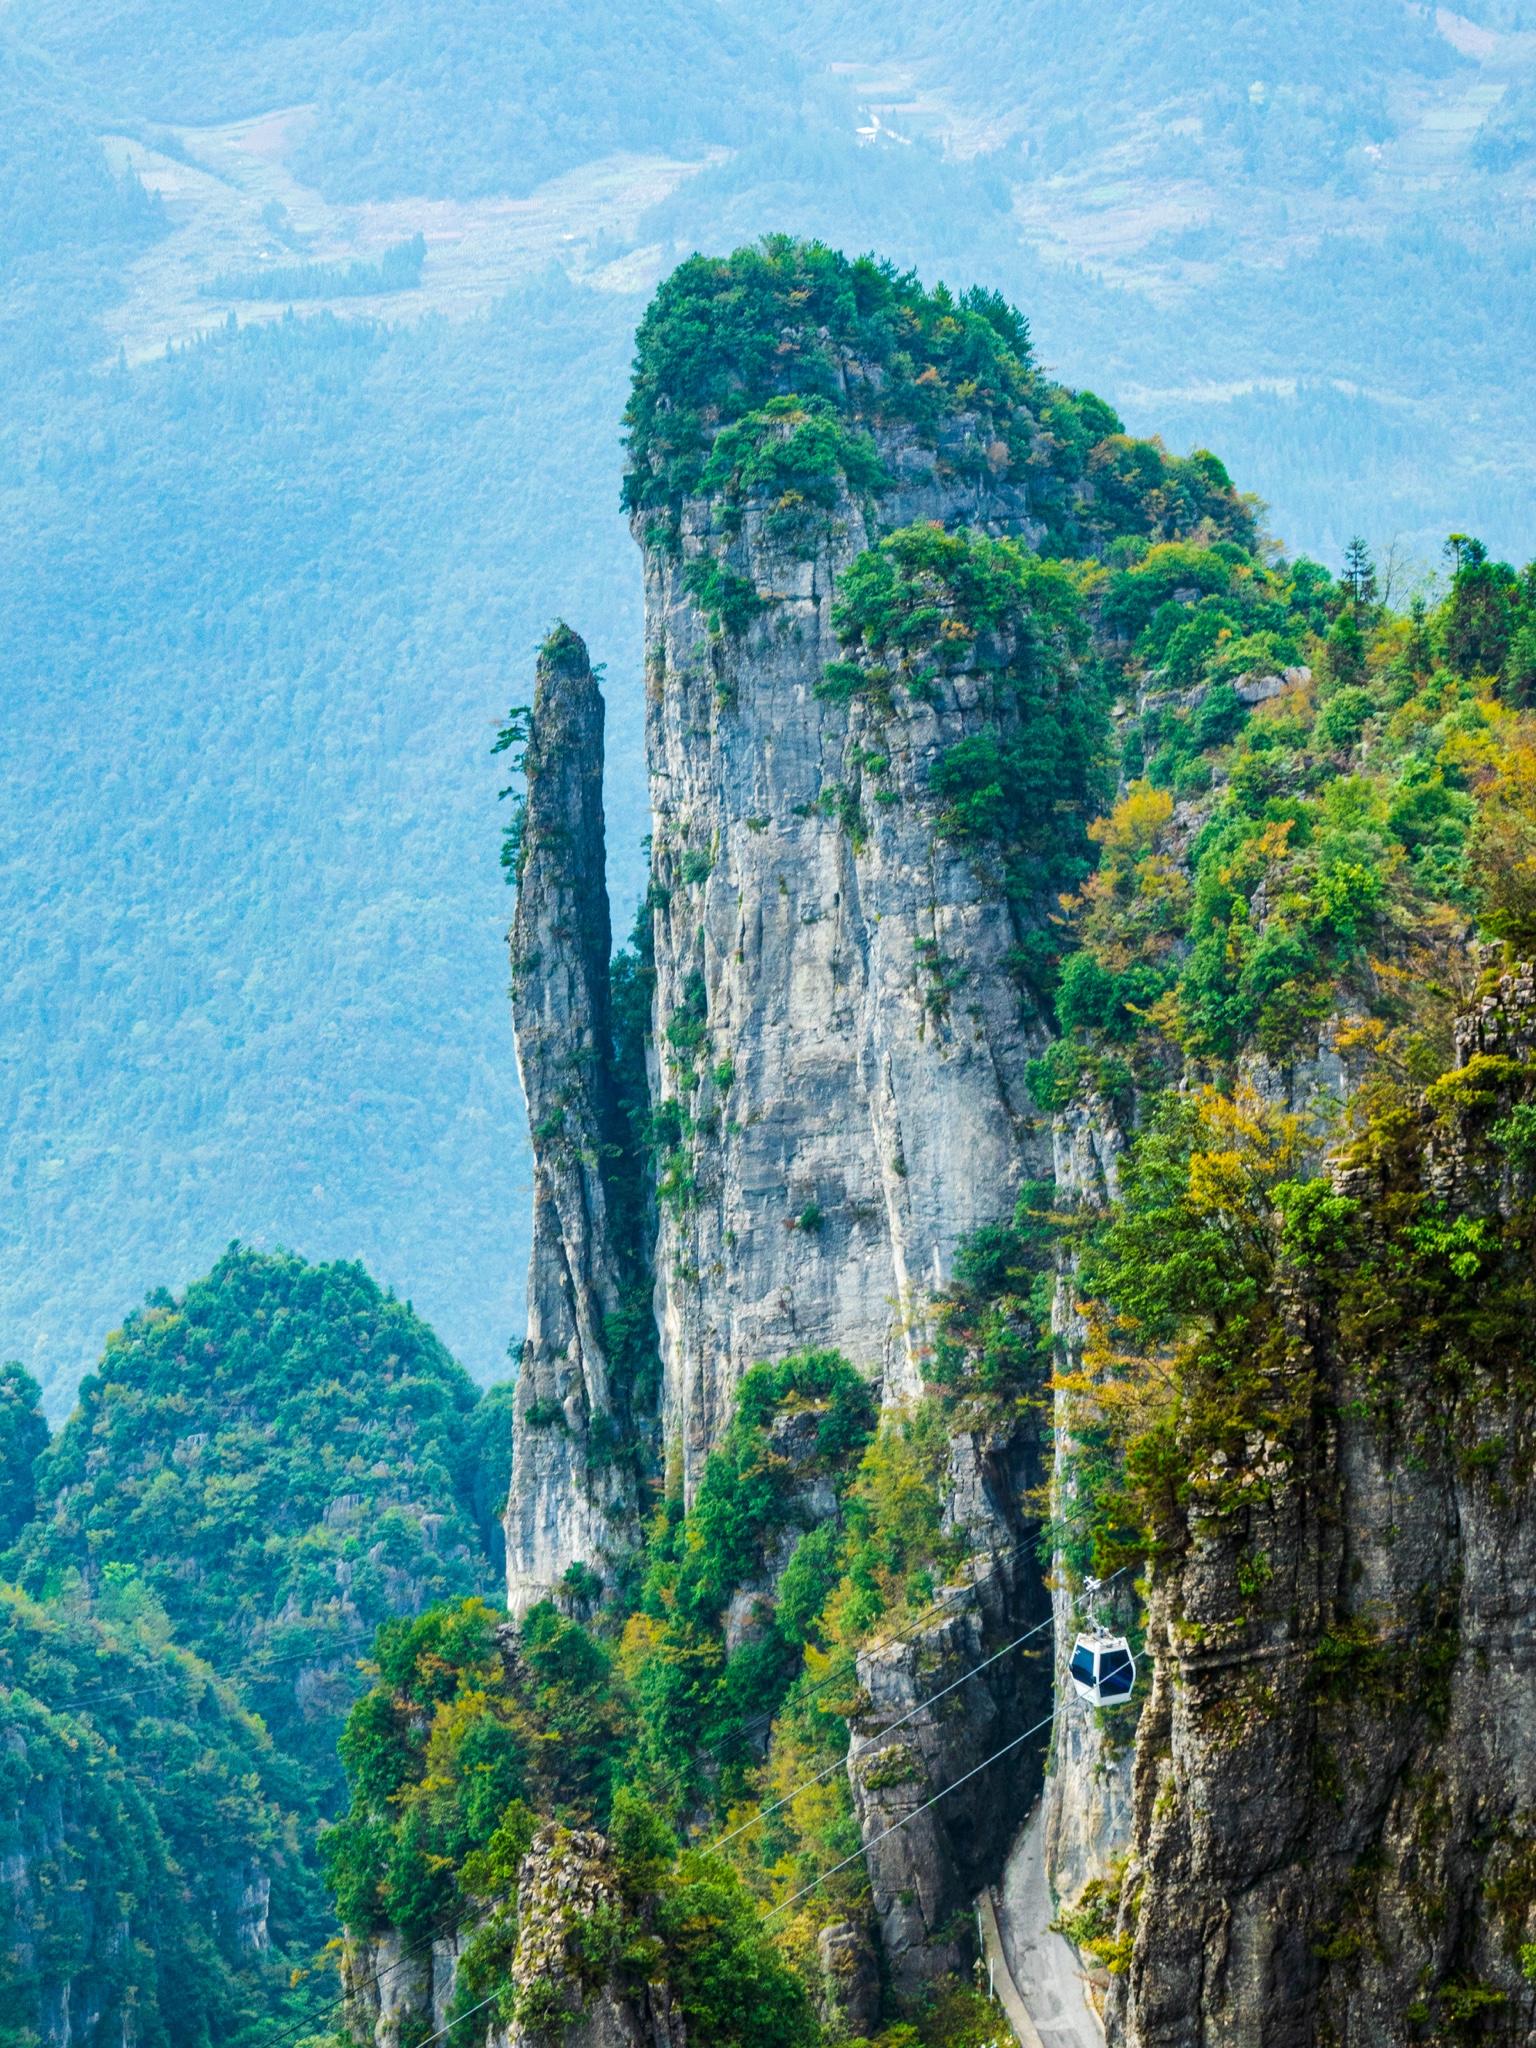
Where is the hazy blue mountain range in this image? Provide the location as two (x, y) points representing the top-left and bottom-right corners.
(3, 0), (1534, 1412)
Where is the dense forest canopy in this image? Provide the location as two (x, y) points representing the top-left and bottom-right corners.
(0, 1575), (331, 2046)
(0, 1247), (518, 2043)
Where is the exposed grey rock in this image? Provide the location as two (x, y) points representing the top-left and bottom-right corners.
(506, 626), (640, 1615)
(1234, 673), (1286, 706)
(1106, 975), (1536, 2048)
(1044, 1097), (1139, 1907)
(848, 1424), (1052, 1995)
(817, 1918), (881, 2036)
(507, 1826), (685, 2048)
(343, 1924), (467, 2048)
(634, 444), (1058, 1501)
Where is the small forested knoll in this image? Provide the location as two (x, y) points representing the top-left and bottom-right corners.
(0, 1247), (516, 2046)
(9, 1244), (510, 1801)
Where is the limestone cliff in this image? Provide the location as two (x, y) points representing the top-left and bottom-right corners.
(634, 421), (1068, 1497)
(623, 290), (1117, 1991)
(342, 1929), (468, 2048)
(849, 1424), (1053, 1998)
(506, 626), (641, 1614)
(1044, 1095), (1140, 1910)
(1103, 971), (1536, 2047)
(479, 241), (1283, 2039)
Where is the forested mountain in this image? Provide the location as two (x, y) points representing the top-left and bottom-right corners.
(316, 234), (1536, 2048)
(1, 0), (1534, 1984)
(6, 0), (806, 200)
(2, 0), (1532, 1438)
(0, 1251), (512, 2042)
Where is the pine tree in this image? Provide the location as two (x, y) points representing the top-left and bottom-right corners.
(1343, 535), (1378, 615)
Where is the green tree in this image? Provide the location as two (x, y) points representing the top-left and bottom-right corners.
(1444, 534), (1517, 678)
(1323, 607), (1367, 690)
(1342, 535), (1378, 615)
(0, 1364), (46, 1548)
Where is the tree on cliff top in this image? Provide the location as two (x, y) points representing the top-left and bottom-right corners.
(623, 235), (1038, 508)
(623, 237), (1258, 559)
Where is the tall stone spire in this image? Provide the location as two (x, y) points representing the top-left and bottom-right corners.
(504, 624), (638, 1615)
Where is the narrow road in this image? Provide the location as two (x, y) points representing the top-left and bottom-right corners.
(990, 1803), (1104, 2048)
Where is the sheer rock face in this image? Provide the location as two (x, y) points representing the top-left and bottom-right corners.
(848, 1424), (1052, 1996)
(1045, 1096), (1139, 1904)
(506, 627), (638, 1616)
(635, 447), (1055, 1501)
(342, 1927), (467, 2048)
(1105, 977), (1536, 2048)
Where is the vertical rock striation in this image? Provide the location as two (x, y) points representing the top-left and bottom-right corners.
(1045, 1095), (1140, 1906)
(478, 248), (1277, 2038)
(635, 440), (1062, 1497)
(341, 1928), (468, 2048)
(506, 626), (639, 1615)
(848, 1424), (1054, 1995)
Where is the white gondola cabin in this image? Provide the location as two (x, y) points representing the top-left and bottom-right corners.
(1068, 1628), (1136, 1708)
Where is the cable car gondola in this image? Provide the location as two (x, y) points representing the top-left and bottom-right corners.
(1068, 1579), (1137, 1708)
(1068, 1629), (1136, 1706)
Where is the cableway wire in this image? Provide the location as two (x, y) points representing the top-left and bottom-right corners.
(761, 1704), (1060, 1923)
(711, 1609), (1055, 1852)
(210, 1699), (1069, 2048)
(9, 1522), (1040, 1725)
(255, 1595), (1062, 2045)
(736, 1524), (1050, 1740)
(756, 1570), (1130, 1922)
(22, 1538), (1093, 2041)
(12, 1525), (1050, 1740)
(233, 1563), (1067, 2040)
(417, 1992), (500, 2048)
(182, 1563), (1097, 2048)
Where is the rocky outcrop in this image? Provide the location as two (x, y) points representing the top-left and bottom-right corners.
(849, 1422), (1052, 1995)
(506, 626), (640, 1614)
(816, 1919), (881, 2038)
(504, 1826), (685, 2048)
(636, 445), (1059, 1500)
(342, 1927), (468, 2048)
(1106, 975), (1536, 2048)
